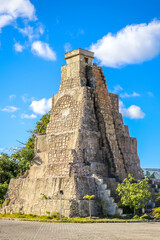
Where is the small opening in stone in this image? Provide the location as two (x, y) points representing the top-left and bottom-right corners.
(84, 57), (88, 63)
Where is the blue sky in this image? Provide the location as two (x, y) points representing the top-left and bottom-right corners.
(0, 0), (160, 168)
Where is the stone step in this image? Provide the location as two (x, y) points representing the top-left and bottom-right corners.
(99, 190), (110, 199)
(92, 174), (122, 216)
(104, 203), (117, 215)
(104, 197), (115, 205)
(100, 183), (107, 190)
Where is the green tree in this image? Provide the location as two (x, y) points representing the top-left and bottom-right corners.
(0, 182), (8, 203)
(10, 111), (51, 176)
(146, 171), (151, 178)
(0, 154), (18, 183)
(0, 111), (51, 203)
(0, 154), (18, 204)
(11, 147), (34, 176)
(34, 111), (51, 134)
(116, 174), (151, 215)
(83, 195), (95, 218)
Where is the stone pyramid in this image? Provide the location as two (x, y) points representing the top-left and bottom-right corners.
(2, 49), (143, 217)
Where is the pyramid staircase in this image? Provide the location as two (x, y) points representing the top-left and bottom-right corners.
(92, 174), (122, 216)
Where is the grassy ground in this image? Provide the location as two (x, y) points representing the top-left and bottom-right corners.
(0, 213), (155, 223)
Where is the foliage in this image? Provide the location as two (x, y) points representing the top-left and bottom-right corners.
(152, 207), (160, 219)
(40, 193), (48, 199)
(116, 174), (151, 215)
(10, 111), (51, 177)
(155, 193), (160, 202)
(0, 182), (8, 204)
(0, 111), (51, 204)
(83, 195), (95, 200)
(11, 147), (34, 177)
(132, 214), (139, 220)
(85, 161), (91, 166)
(0, 154), (18, 183)
(146, 171), (151, 178)
(139, 213), (151, 220)
(34, 111), (51, 134)
(0, 213), (151, 222)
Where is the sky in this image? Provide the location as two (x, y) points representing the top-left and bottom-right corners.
(0, 0), (160, 168)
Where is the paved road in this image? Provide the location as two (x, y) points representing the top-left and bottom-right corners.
(0, 220), (160, 240)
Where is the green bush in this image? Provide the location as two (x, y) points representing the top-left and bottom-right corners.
(139, 213), (150, 220)
(132, 215), (139, 220)
(50, 212), (60, 219)
(152, 207), (160, 219)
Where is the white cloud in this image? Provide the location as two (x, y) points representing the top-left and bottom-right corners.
(21, 113), (37, 119)
(119, 100), (145, 119)
(0, 14), (13, 30)
(31, 41), (56, 61)
(9, 94), (16, 100)
(64, 42), (72, 52)
(2, 106), (19, 112)
(18, 24), (44, 41)
(30, 98), (52, 115)
(0, 1), (56, 62)
(112, 84), (123, 93)
(14, 42), (24, 52)
(21, 94), (34, 103)
(120, 92), (140, 98)
(90, 19), (160, 68)
(0, 0), (36, 26)
(18, 25), (34, 40)
(11, 114), (16, 118)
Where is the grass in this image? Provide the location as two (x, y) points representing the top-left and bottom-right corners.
(0, 213), (155, 223)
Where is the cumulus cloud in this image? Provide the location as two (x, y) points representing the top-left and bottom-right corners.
(21, 113), (37, 119)
(64, 42), (72, 52)
(0, 1), (56, 61)
(2, 106), (19, 112)
(31, 41), (56, 61)
(0, 14), (13, 30)
(120, 92), (140, 98)
(119, 100), (145, 119)
(0, 0), (36, 30)
(14, 42), (25, 52)
(90, 19), (160, 68)
(30, 98), (52, 115)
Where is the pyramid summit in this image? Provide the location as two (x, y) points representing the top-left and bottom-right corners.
(1, 48), (143, 217)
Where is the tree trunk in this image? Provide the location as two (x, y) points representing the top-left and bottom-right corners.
(89, 199), (91, 218)
(134, 207), (136, 216)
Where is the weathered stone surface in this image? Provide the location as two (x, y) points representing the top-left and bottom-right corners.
(1, 48), (144, 217)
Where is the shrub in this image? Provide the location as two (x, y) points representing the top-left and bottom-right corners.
(152, 207), (160, 219)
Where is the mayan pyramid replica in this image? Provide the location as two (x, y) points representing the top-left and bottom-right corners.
(2, 49), (143, 217)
